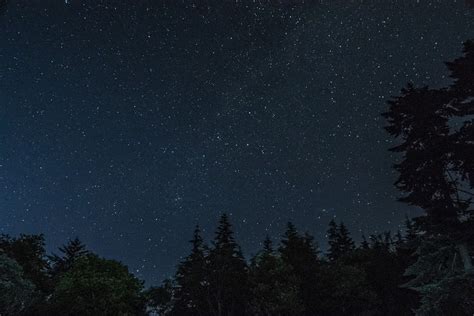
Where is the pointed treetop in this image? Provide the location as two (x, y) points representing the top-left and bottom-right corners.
(263, 235), (273, 254)
(361, 235), (370, 249)
(284, 222), (298, 239)
(59, 237), (88, 258)
(191, 225), (204, 247)
(327, 220), (355, 261)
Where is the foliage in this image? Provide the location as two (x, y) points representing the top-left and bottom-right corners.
(0, 253), (36, 315)
(206, 214), (250, 316)
(48, 237), (89, 279)
(0, 234), (50, 293)
(171, 226), (209, 315)
(327, 220), (355, 261)
(384, 39), (474, 314)
(249, 236), (303, 315)
(47, 254), (146, 316)
(145, 279), (174, 315)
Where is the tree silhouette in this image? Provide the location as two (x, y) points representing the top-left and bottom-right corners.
(0, 234), (49, 293)
(47, 254), (146, 315)
(249, 236), (303, 315)
(49, 237), (89, 279)
(207, 214), (249, 316)
(279, 222), (322, 315)
(384, 39), (474, 314)
(0, 254), (36, 315)
(327, 220), (355, 261)
(172, 225), (209, 316)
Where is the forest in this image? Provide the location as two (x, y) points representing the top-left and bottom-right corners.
(1, 2), (474, 314)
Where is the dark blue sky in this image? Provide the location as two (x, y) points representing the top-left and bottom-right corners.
(1, 1), (473, 284)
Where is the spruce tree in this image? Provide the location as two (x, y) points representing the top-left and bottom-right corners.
(279, 222), (319, 271)
(338, 222), (355, 257)
(404, 216), (418, 243)
(249, 236), (303, 315)
(360, 235), (370, 250)
(384, 40), (474, 314)
(49, 237), (89, 278)
(279, 222), (321, 315)
(207, 214), (249, 316)
(172, 225), (208, 316)
(327, 219), (339, 261)
(327, 220), (355, 261)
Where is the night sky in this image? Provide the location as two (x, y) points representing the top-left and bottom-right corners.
(1, 1), (473, 284)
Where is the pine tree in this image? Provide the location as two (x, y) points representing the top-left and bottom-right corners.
(360, 235), (370, 249)
(280, 222), (319, 271)
(327, 220), (355, 261)
(327, 219), (339, 261)
(404, 216), (418, 243)
(262, 235), (273, 255)
(249, 236), (303, 315)
(394, 229), (404, 247)
(384, 40), (474, 314)
(172, 225), (209, 316)
(279, 222), (321, 315)
(49, 237), (89, 278)
(207, 214), (249, 316)
(338, 222), (355, 256)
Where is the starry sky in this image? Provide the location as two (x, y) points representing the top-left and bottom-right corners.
(1, 1), (473, 284)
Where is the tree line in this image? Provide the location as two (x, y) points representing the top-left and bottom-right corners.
(0, 215), (420, 315)
(1, 39), (474, 316)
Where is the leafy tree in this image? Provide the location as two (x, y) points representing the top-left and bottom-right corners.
(0, 253), (36, 315)
(207, 214), (249, 316)
(47, 254), (146, 315)
(172, 225), (209, 316)
(0, 234), (49, 293)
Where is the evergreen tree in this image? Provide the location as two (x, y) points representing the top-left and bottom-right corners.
(207, 214), (249, 316)
(384, 40), (474, 314)
(279, 222), (319, 272)
(394, 229), (404, 248)
(326, 219), (339, 261)
(145, 279), (174, 316)
(279, 222), (321, 315)
(360, 235), (370, 249)
(338, 222), (356, 257)
(327, 220), (355, 261)
(48, 237), (89, 279)
(404, 216), (419, 243)
(172, 225), (209, 316)
(249, 236), (303, 315)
